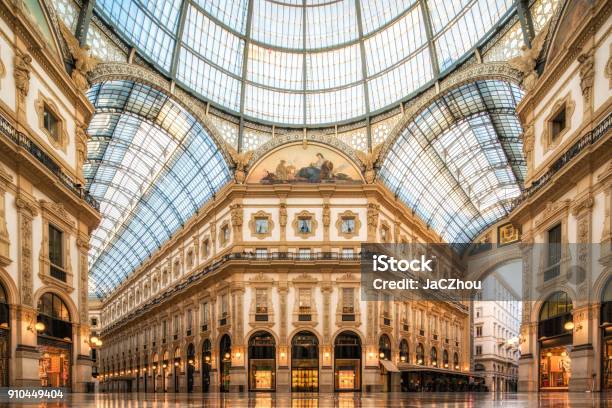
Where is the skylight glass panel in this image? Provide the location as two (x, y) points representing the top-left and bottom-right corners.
(95, 0), (178, 71)
(251, 0), (303, 49)
(305, 1), (358, 48)
(306, 45), (362, 90)
(359, 0), (417, 34)
(86, 81), (231, 297)
(364, 5), (427, 75)
(378, 80), (524, 248)
(367, 48), (433, 111)
(191, 0), (249, 34)
(432, 0), (513, 71)
(306, 84), (366, 124)
(182, 5), (244, 76)
(176, 48), (241, 111)
(244, 85), (303, 124)
(247, 45), (303, 90)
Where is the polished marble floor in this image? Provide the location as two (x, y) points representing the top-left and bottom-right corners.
(2, 392), (612, 408)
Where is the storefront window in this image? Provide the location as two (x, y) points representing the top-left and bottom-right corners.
(219, 335), (231, 392)
(334, 332), (361, 391)
(399, 340), (409, 363)
(539, 346), (571, 388)
(37, 293), (72, 389)
(291, 331), (318, 392)
(416, 343), (425, 365)
(202, 339), (211, 392)
(248, 331), (276, 391)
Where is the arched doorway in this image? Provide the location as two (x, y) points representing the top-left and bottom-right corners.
(379, 334), (392, 392)
(248, 331), (276, 391)
(201, 339), (211, 392)
(399, 339), (409, 363)
(334, 331), (361, 391)
(453, 352), (459, 370)
(601, 278), (612, 390)
(0, 282), (9, 386)
(36, 292), (72, 388)
(442, 350), (449, 369)
(291, 331), (319, 392)
(219, 334), (231, 392)
(173, 347), (181, 392)
(538, 291), (573, 390)
(186, 343), (195, 393)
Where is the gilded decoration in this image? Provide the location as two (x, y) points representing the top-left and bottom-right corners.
(246, 143), (361, 184)
(226, 144), (254, 184)
(498, 223), (521, 246)
(35, 92), (69, 151)
(14, 48), (32, 113)
(508, 23), (548, 92)
(355, 143), (384, 183)
(58, 20), (101, 91)
(248, 210), (274, 239)
(335, 210), (361, 239)
(292, 210), (318, 239)
(541, 93), (575, 152)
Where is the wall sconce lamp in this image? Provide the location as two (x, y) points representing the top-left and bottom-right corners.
(234, 352), (241, 359)
(174, 361), (179, 367)
(87, 336), (103, 348)
(564, 321), (575, 331)
(400, 355), (406, 362)
(324, 352), (330, 359)
(188, 359), (194, 365)
(27, 319), (45, 333)
(379, 352), (385, 359)
(162, 363), (167, 369)
(204, 355), (211, 363)
(223, 352), (231, 361)
(280, 352), (286, 359)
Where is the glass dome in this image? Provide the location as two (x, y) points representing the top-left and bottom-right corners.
(95, 0), (515, 126)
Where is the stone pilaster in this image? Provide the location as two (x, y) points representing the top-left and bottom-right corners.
(0, 165), (12, 266)
(15, 194), (37, 307)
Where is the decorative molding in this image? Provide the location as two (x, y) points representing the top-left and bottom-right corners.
(0, 164), (12, 266)
(13, 48), (32, 115)
(366, 203), (380, 241)
(577, 48), (595, 116)
(571, 193), (594, 216)
(335, 210), (361, 239)
(34, 92), (69, 152)
(541, 93), (575, 153)
(291, 210), (318, 239)
(248, 210), (274, 240)
(15, 193), (36, 306)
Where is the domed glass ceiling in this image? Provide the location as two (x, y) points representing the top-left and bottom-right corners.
(95, 0), (515, 126)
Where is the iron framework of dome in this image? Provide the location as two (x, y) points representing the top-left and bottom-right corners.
(94, 0), (518, 126)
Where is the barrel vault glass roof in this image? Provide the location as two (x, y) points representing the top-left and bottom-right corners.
(379, 80), (525, 252)
(85, 80), (231, 298)
(94, 0), (516, 126)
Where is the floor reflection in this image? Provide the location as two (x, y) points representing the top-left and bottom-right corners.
(3, 392), (612, 408)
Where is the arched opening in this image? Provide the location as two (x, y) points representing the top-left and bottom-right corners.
(143, 355), (149, 392)
(291, 331), (319, 392)
(201, 339), (211, 392)
(219, 334), (231, 392)
(151, 353), (158, 393)
(248, 331), (276, 391)
(186, 343), (195, 393)
(162, 350), (169, 392)
(538, 291), (573, 390)
(430, 347), (438, 368)
(378, 334), (396, 392)
(0, 282), (9, 386)
(173, 347), (181, 392)
(416, 343), (425, 365)
(37, 292), (72, 388)
(442, 349), (449, 369)
(601, 278), (612, 390)
(334, 331), (361, 391)
(399, 339), (409, 364)
(453, 352), (459, 371)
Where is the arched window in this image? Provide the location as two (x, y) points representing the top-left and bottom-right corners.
(453, 352), (459, 370)
(416, 343), (424, 365)
(399, 339), (409, 363)
(538, 291), (573, 338)
(291, 331), (319, 392)
(430, 347), (438, 367)
(248, 331), (276, 391)
(334, 331), (361, 391)
(37, 293), (71, 339)
(378, 334), (391, 360)
(219, 334), (232, 392)
(442, 349), (449, 368)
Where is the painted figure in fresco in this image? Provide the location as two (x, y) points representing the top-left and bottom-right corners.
(259, 151), (355, 184)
